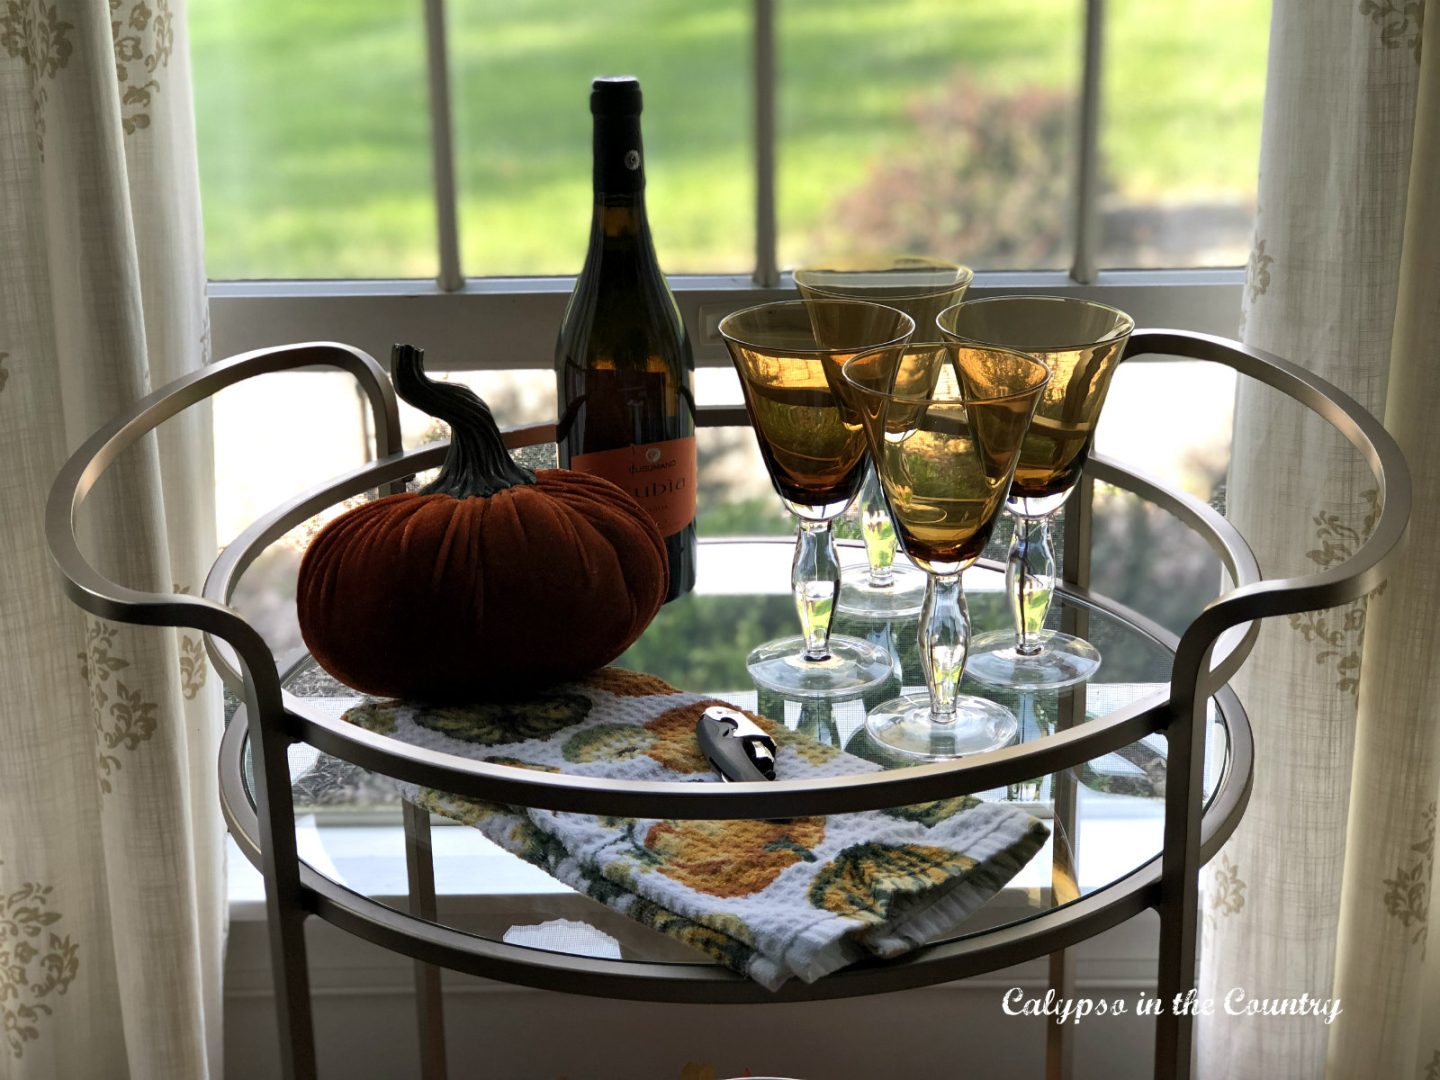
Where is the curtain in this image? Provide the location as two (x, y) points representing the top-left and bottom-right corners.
(1199, 3), (1439, 1078)
(0, 1), (222, 1077)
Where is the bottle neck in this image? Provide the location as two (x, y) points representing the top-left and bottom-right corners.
(594, 202), (647, 241)
(592, 111), (645, 198)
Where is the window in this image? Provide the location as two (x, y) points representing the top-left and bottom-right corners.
(192, 0), (1268, 285)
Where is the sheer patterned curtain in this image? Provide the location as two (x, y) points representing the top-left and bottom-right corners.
(0, 0), (222, 1077)
(1199, 3), (1439, 1078)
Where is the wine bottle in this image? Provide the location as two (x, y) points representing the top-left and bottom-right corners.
(555, 76), (698, 602)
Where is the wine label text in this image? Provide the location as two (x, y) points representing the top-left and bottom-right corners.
(571, 435), (697, 538)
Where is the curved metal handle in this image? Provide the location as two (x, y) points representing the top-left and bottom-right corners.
(1122, 329), (1411, 711)
(45, 341), (402, 722)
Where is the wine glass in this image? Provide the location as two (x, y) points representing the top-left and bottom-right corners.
(937, 295), (1134, 690)
(837, 341), (1050, 758)
(719, 299), (915, 698)
(795, 256), (975, 618)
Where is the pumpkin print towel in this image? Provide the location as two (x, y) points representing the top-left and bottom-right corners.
(342, 668), (1050, 990)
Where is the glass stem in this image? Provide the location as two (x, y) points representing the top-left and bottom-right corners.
(1008, 512), (1057, 657)
(858, 465), (896, 588)
(920, 571), (969, 726)
(793, 519), (840, 662)
(866, 619), (904, 682)
(796, 700), (841, 747)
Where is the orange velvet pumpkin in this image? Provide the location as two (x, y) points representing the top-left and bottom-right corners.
(297, 344), (668, 701)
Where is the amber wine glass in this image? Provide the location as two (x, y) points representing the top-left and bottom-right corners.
(720, 299), (915, 697)
(795, 256), (974, 618)
(937, 296), (1134, 690)
(837, 341), (1049, 758)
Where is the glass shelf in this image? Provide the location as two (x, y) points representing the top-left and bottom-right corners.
(239, 539), (1229, 968)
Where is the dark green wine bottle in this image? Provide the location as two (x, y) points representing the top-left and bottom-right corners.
(555, 76), (697, 603)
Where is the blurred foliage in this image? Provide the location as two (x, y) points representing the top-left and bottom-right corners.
(1089, 482), (1227, 640)
(822, 75), (1077, 270)
(697, 496), (793, 538)
(617, 594), (793, 691)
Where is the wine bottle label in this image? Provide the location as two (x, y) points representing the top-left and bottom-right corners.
(571, 435), (697, 538)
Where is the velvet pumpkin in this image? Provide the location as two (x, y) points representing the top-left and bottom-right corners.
(297, 344), (669, 701)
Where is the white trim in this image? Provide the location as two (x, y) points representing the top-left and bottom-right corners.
(208, 269), (1244, 371)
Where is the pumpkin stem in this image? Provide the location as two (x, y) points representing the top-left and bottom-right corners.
(391, 344), (537, 498)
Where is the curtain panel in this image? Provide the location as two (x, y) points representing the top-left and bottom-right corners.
(0, 0), (222, 1076)
(1200, 3), (1439, 1078)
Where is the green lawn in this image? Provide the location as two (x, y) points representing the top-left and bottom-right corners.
(188, 0), (1270, 280)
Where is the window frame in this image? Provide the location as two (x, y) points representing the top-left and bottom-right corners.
(209, 269), (1244, 373)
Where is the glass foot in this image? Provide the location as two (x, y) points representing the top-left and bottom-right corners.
(965, 629), (1101, 690)
(865, 693), (1018, 760)
(836, 563), (928, 618)
(746, 634), (894, 699)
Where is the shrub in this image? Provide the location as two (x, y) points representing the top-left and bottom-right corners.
(819, 77), (1078, 269)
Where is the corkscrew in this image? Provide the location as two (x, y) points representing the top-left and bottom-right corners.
(695, 705), (778, 783)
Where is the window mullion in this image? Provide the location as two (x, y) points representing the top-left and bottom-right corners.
(423, 0), (464, 292)
(753, 0), (779, 288)
(1071, 0), (1105, 285)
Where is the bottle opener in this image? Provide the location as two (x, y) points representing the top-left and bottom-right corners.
(695, 705), (778, 783)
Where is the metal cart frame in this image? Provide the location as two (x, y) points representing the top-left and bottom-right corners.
(46, 331), (1409, 1079)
